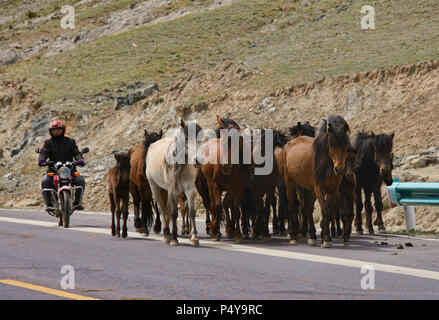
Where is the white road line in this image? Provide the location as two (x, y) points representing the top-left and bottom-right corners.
(1, 208), (438, 242)
(1, 216), (439, 282)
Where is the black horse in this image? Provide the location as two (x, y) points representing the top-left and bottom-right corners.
(351, 131), (394, 234)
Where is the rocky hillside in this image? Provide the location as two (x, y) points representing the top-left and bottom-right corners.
(1, 0), (438, 232)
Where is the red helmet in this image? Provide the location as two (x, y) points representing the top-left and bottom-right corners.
(49, 120), (66, 135)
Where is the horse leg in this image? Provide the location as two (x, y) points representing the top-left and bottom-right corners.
(153, 201), (161, 234)
(373, 185), (386, 232)
(269, 192), (279, 236)
(232, 192), (243, 243)
(186, 189), (199, 246)
(151, 183), (169, 243)
(122, 193), (129, 238)
(316, 190), (332, 247)
(364, 190), (374, 234)
(170, 195), (179, 246)
(305, 193), (317, 246)
(115, 194), (122, 238)
(342, 196), (353, 245)
(109, 192), (116, 236)
(277, 183), (288, 236)
(354, 186), (364, 234)
(209, 182), (222, 241)
(178, 194), (187, 237)
(130, 183), (142, 232)
(284, 176), (299, 245)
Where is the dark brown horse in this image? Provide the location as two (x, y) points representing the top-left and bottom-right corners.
(197, 115), (250, 242)
(107, 152), (131, 238)
(332, 146), (358, 244)
(128, 129), (163, 236)
(352, 131), (394, 234)
(283, 116), (350, 247)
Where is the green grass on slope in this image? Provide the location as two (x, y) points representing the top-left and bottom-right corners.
(1, 0), (438, 103)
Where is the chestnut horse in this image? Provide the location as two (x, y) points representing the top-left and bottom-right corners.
(198, 115), (251, 242)
(352, 131), (394, 234)
(128, 129), (163, 236)
(283, 115), (350, 248)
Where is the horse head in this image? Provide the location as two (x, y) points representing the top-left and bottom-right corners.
(114, 152), (131, 183)
(371, 132), (394, 186)
(325, 115), (350, 176)
(177, 119), (204, 168)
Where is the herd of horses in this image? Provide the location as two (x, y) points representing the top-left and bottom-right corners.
(107, 114), (394, 248)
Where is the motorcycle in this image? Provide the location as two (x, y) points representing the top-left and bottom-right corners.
(35, 147), (89, 228)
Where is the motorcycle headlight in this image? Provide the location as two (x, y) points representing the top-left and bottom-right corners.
(58, 167), (71, 179)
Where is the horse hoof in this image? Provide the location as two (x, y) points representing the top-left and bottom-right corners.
(141, 233), (149, 237)
(321, 241), (333, 248)
(308, 239), (317, 246)
(263, 236), (272, 242)
(378, 228), (386, 234)
(234, 235), (243, 243)
(122, 233), (128, 238)
(190, 238), (199, 246)
(163, 235), (171, 243)
(170, 240), (178, 246)
(368, 230), (375, 235)
(241, 234), (249, 240)
(135, 228), (142, 233)
(289, 240), (297, 245)
(344, 241), (350, 246)
(354, 230), (363, 235)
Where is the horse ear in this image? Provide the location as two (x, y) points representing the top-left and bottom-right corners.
(391, 132), (395, 139)
(114, 153), (120, 161)
(180, 118), (185, 129)
(144, 129), (149, 138)
(159, 129), (163, 138)
(227, 112), (232, 119)
(216, 115), (222, 126)
(344, 122), (350, 133)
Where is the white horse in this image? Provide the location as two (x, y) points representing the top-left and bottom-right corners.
(145, 119), (203, 246)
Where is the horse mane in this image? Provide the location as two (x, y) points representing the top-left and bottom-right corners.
(313, 116), (350, 183)
(374, 133), (394, 153)
(352, 131), (374, 162)
(273, 129), (289, 147)
(289, 121), (316, 138)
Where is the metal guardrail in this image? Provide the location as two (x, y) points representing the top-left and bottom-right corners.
(387, 179), (439, 231)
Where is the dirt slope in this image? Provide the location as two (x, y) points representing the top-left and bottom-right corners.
(1, 60), (438, 231)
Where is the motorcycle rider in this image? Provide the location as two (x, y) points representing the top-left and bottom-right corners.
(38, 120), (86, 212)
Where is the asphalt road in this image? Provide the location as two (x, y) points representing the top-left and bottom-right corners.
(1, 208), (439, 300)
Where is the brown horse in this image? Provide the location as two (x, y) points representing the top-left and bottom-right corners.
(275, 122), (315, 237)
(107, 152), (131, 238)
(283, 115), (350, 248)
(198, 115), (250, 242)
(128, 129), (163, 236)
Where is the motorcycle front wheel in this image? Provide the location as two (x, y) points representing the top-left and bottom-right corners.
(61, 190), (71, 228)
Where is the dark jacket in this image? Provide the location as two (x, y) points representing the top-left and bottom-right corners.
(39, 135), (83, 165)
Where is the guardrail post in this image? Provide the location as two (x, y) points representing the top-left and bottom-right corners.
(403, 206), (416, 231)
